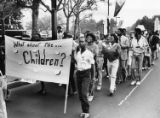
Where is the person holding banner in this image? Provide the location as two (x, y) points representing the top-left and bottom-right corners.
(31, 33), (47, 95)
(75, 36), (95, 118)
(0, 76), (7, 118)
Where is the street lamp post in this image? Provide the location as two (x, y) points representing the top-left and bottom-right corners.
(51, 0), (57, 40)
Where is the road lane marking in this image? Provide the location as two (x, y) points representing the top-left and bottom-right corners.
(118, 68), (153, 106)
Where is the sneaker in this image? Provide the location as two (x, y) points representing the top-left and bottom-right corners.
(5, 90), (11, 101)
(80, 113), (85, 117)
(130, 80), (136, 86)
(108, 92), (113, 96)
(88, 95), (94, 102)
(136, 81), (141, 85)
(108, 89), (114, 96)
(73, 91), (78, 95)
(97, 85), (102, 91)
(83, 113), (90, 118)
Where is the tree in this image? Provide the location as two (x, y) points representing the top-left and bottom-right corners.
(17, 0), (41, 38)
(96, 20), (104, 34)
(109, 18), (117, 33)
(40, 0), (64, 13)
(18, 0), (64, 39)
(79, 18), (97, 33)
(26, 15), (64, 31)
(38, 16), (51, 34)
(131, 16), (154, 32)
(40, 0), (64, 39)
(63, 0), (74, 33)
(72, 0), (97, 39)
(2, 10), (24, 30)
(0, 0), (19, 41)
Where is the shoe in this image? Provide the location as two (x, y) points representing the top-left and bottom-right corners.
(73, 91), (78, 95)
(5, 90), (11, 101)
(148, 67), (151, 70)
(83, 113), (90, 118)
(108, 91), (114, 96)
(38, 89), (47, 95)
(88, 95), (94, 102)
(80, 113), (85, 117)
(130, 80), (136, 86)
(108, 92), (113, 96)
(108, 89), (115, 96)
(116, 80), (122, 84)
(97, 85), (102, 91)
(136, 81), (141, 85)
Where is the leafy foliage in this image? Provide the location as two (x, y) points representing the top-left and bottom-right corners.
(0, 0), (23, 29)
(130, 15), (160, 32)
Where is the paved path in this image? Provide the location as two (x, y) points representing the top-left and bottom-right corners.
(7, 58), (160, 118)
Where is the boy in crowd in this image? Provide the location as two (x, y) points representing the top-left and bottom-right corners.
(75, 36), (95, 118)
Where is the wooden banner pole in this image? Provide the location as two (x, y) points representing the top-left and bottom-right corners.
(64, 83), (69, 114)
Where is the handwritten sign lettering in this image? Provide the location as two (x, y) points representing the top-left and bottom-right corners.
(5, 36), (72, 84)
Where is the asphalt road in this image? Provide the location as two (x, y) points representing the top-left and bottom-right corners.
(6, 57), (160, 118)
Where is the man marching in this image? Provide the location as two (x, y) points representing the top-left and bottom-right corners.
(75, 35), (95, 118)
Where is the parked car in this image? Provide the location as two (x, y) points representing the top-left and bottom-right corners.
(0, 30), (31, 40)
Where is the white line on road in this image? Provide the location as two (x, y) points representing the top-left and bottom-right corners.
(118, 68), (153, 106)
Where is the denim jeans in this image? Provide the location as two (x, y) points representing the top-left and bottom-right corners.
(76, 69), (91, 113)
(131, 53), (144, 81)
(107, 59), (119, 92)
(96, 57), (104, 86)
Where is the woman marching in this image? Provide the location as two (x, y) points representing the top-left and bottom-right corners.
(102, 34), (121, 96)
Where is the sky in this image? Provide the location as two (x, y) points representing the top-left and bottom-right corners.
(22, 0), (160, 28)
(92, 0), (160, 27)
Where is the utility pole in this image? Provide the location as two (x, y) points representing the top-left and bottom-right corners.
(51, 0), (57, 40)
(107, 0), (110, 34)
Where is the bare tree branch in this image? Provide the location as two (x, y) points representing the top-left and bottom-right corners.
(57, 0), (63, 11)
(40, 0), (51, 13)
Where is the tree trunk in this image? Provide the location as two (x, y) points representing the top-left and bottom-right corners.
(31, 0), (40, 39)
(51, 0), (57, 40)
(73, 15), (78, 40)
(66, 17), (70, 33)
(77, 14), (80, 36)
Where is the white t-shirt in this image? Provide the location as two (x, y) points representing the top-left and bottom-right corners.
(75, 49), (95, 71)
(131, 36), (147, 54)
(120, 35), (130, 48)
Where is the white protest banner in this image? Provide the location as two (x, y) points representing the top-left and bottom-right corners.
(5, 36), (72, 85)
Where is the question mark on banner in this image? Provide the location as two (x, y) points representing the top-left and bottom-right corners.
(60, 53), (66, 67)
